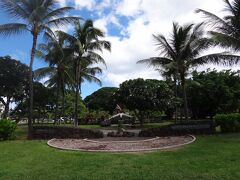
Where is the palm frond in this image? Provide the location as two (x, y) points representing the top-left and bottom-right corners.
(195, 9), (230, 28)
(137, 57), (173, 69)
(0, 0), (29, 19)
(210, 31), (240, 51)
(41, 29), (57, 42)
(46, 16), (79, 28)
(34, 67), (56, 81)
(43, 6), (74, 22)
(35, 49), (47, 60)
(0, 23), (28, 37)
(87, 51), (107, 67)
(83, 67), (103, 75)
(56, 30), (76, 44)
(194, 53), (240, 66)
(86, 40), (111, 52)
(223, 0), (236, 15)
(81, 73), (102, 86)
(153, 34), (176, 59)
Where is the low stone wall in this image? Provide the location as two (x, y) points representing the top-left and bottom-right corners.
(139, 120), (215, 137)
(30, 126), (104, 139)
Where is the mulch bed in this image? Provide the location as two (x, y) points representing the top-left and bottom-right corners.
(48, 135), (195, 152)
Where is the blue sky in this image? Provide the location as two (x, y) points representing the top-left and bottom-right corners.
(0, 0), (239, 98)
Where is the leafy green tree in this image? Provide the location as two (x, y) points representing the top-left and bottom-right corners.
(84, 87), (118, 113)
(13, 82), (56, 122)
(0, 0), (78, 132)
(64, 90), (87, 119)
(0, 56), (28, 118)
(187, 70), (240, 119)
(114, 79), (174, 126)
(196, 0), (240, 53)
(32, 82), (56, 120)
(138, 22), (240, 120)
(34, 32), (72, 123)
(58, 19), (111, 126)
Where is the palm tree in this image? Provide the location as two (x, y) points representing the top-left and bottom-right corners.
(196, 0), (240, 53)
(58, 19), (111, 126)
(138, 22), (240, 120)
(0, 0), (78, 134)
(78, 60), (103, 93)
(34, 32), (72, 124)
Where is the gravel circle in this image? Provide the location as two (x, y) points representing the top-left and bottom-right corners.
(48, 135), (195, 152)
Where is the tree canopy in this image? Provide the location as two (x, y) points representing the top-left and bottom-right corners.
(84, 87), (118, 113)
(187, 70), (240, 119)
(0, 56), (29, 118)
(113, 79), (174, 124)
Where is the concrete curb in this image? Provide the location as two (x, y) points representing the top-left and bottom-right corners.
(47, 135), (196, 153)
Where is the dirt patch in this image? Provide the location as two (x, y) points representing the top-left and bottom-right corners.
(48, 135), (195, 152)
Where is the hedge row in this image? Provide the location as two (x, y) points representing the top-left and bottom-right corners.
(214, 113), (240, 133)
(139, 120), (215, 137)
(30, 126), (104, 139)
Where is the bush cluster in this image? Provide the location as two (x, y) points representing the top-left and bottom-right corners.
(31, 126), (104, 139)
(214, 113), (240, 133)
(139, 121), (215, 137)
(0, 119), (17, 140)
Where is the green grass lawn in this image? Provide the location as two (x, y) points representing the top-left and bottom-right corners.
(78, 122), (173, 129)
(30, 122), (173, 130)
(1, 131), (240, 180)
(60, 124), (102, 129)
(140, 122), (173, 129)
(29, 123), (102, 129)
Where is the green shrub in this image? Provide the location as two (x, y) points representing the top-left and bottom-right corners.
(214, 113), (240, 133)
(0, 119), (17, 140)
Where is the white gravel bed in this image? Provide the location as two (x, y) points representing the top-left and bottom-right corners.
(48, 135), (195, 152)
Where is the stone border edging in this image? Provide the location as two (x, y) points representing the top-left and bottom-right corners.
(47, 135), (196, 153)
(83, 137), (160, 143)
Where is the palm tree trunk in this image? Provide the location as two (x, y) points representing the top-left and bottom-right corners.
(74, 85), (79, 127)
(181, 76), (189, 120)
(78, 77), (82, 118)
(28, 34), (38, 138)
(54, 79), (60, 125)
(174, 77), (178, 124)
(61, 86), (65, 119)
(74, 60), (81, 127)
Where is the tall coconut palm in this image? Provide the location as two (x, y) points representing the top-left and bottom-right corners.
(78, 60), (103, 91)
(0, 0), (78, 134)
(58, 19), (111, 126)
(196, 0), (240, 53)
(68, 58), (103, 101)
(34, 32), (72, 123)
(138, 22), (240, 120)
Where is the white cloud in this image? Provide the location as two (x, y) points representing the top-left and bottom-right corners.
(74, 0), (96, 10)
(116, 0), (142, 17)
(57, 0), (95, 10)
(57, 0), (66, 7)
(95, 0), (240, 87)
(59, 0), (240, 88)
(94, 13), (122, 34)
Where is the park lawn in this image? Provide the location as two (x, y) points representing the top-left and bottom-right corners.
(59, 124), (102, 129)
(78, 124), (101, 129)
(15, 126), (28, 140)
(0, 134), (240, 180)
(140, 122), (173, 129)
(27, 123), (102, 129)
(22, 122), (174, 130)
